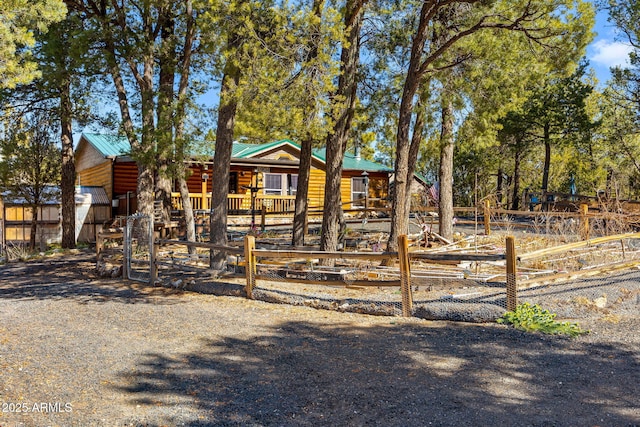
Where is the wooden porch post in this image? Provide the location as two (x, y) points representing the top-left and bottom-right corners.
(201, 176), (208, 211)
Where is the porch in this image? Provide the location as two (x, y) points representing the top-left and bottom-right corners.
(171, 193), (297, 214)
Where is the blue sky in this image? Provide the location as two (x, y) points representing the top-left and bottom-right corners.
(586, 9), (633, 85)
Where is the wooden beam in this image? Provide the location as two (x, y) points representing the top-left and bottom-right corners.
(398, 234), (413, 317)
(484, 200), (491, 235)
(518, 260), (640, 289)
(156, 239), (244, 255)
(254, 274), (401, 287)
(253, 249), (397, 260)
(518, 232), (640, 261)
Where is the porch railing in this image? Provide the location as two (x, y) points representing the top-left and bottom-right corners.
(171, 192), (296, 214)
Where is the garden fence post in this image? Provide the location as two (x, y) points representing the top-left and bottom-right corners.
(484, 200), (491, 236)
(244, 235), (256, 299)
(506, 235), (517, 312)
(580, 204), (589, 240)
(123, 220), (129, 279)
(149, 216), (158, 286)
(398, 234), (413, 317)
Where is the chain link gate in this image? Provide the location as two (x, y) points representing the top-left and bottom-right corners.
(123, 214), (154, 283)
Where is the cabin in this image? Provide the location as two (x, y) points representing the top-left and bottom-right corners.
(75, 133), (393, 219)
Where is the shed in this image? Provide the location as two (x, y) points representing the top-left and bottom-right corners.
(0, 186), (111, 246)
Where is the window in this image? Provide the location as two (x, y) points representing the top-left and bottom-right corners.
(288, 174), (298, 195)
(264, 173), (283, 195)
(352, 177), (367, 207)
(263, 173), (298, 195)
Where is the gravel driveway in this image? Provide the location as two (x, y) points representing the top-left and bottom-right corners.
(0, 251), (638, 426)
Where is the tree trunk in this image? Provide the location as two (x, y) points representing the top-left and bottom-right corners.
(438, 99), (455, 240)
(292, 135), (313, 246)
(292, 0), (324, 247)
(29, 206), (38, 251)
(511, 150), (522, 211)
(175, 0), (197, 253)
(386, 1), (433, 252)
(60, 73), (76, 248)
(178, 172), (196, 255)
(541, 122), (551, 193)
(102, 29), (153, 218)
(138, 52), (157, 220)
(155, 11), (176, 225)
(496, 168), (504, 208)
(388, 92), (426, 252)
(209, 59), (240, 269)
(319, 0), (364, 256)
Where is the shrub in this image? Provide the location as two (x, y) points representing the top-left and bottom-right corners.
(497, 302), (587, 337)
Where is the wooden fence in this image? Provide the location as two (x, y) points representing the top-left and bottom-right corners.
(150, 234), (517, 318)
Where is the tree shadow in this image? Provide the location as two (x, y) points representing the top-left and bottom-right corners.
(0, 252), (184, 304)
(115, 321), (640, 426)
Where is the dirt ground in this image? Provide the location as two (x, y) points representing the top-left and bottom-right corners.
(0, 250), (638, 426)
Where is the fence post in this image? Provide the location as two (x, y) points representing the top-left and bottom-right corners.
(580, 203), (589, 240)
(398, 234), (413, 317)
(244, 235), (256, 299)
(484, 200), (491, 235)
(506, 235), (517, 312)
(261, 203), (266, 231)
(123, 218), (129, 279)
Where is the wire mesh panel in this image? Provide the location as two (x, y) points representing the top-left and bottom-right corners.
(124, 214), (153, 283)
(514, 235), (640, 323)
(252, 252), (406, 316)
(409, 261), (509, 322)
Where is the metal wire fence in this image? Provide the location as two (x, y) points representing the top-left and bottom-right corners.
(140, 210), (640, 324)
(123, 214), (153, 283)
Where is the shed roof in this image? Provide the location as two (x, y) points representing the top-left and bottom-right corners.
(1, 186), (110, 205)
(81, 133), (131, 157)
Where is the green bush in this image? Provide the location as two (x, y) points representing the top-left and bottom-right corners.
(497, 302), (587, 337)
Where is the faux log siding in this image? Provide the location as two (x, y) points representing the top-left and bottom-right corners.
(341, 171), (389, 209)
(185, 166), (253, 194)
(113, 162), (139, 195)
(186, 166), (206, 193)
(308, 168), (326, 208)
(235, 168), (253, 193)
(77, 161), (113, 199)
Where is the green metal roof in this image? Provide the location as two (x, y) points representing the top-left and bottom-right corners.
(79, 133), (392, 173)
(312, 148), (393, 172)
(81, 133), (131, 157)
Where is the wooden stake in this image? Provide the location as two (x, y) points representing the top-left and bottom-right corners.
(484, 199), (491, 236)
(506, 235), (517, 312)
(398, 234), (413, 317)
(580, 204), (589, 240)
(244, 235), (256, 299)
